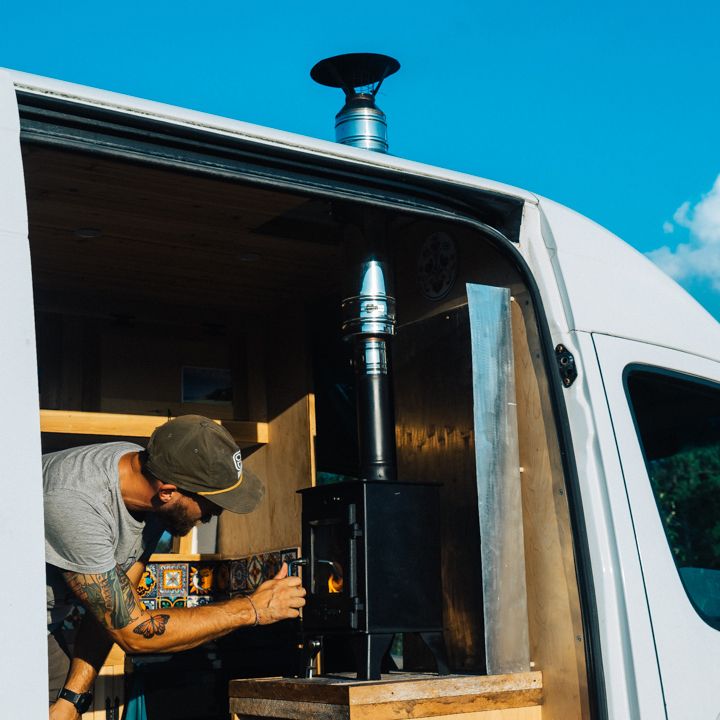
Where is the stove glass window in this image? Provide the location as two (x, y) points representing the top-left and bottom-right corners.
(310, 519), (347, 596)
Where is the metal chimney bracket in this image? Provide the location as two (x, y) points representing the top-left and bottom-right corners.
(555, 344), (578, 388)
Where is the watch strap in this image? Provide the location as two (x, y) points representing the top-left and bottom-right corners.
(58, 687), (94, 713)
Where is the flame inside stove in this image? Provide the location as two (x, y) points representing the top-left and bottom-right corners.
(328, 573), (344, 593)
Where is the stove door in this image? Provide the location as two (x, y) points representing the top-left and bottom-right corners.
(303, 501), (362, 631)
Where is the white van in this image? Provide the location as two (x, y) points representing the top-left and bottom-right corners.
(1, 64), (718, 720)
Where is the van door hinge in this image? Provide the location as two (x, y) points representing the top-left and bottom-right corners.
(555, 344), (578, 387)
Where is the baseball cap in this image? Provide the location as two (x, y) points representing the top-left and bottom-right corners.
(146, 415), (265, 514)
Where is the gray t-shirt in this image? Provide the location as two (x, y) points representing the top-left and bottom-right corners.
(44, 442), (163, 626)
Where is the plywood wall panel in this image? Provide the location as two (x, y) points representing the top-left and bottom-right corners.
(511, 295), (589, 720)
(217, 395), (315, 556)
(218, 309), (316, 557)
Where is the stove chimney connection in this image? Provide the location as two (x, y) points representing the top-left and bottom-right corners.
(311, 53), (400, 153)
(341, 220), (397, 483)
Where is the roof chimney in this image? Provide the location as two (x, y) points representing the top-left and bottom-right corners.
(311, 53), (400, 154)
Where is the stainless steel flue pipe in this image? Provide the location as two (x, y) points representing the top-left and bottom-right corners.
(334, 93), (389, 153)
(341, 246), (397, 483)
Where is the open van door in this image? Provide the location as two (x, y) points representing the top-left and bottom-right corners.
(0, 69), (48, 716)
(594, 333), (720, 719)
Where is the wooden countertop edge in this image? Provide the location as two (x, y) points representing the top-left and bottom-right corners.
(229, 672), (543, 706)
(229, 684), (543, 720)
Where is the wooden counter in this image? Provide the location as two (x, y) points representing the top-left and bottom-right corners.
(229, 672), (542, 720)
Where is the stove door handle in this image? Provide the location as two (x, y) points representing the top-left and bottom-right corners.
(288, 558), (308, 577)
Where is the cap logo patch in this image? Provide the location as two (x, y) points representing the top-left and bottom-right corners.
(232, 450), (243, 477)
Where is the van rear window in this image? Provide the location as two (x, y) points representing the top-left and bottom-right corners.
(626, 368), (720, 630)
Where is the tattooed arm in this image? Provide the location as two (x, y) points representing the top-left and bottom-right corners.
(62, 561), (305, 656)
(50, 562), (145, 719)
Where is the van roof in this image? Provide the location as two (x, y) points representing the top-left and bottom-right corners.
(6, 68), (537, 205)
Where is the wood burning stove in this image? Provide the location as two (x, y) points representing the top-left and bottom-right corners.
(296, 480), (445, 679)
(291, 224), (448, 680)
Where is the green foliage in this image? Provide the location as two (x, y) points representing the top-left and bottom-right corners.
(649, 443), (720, 570)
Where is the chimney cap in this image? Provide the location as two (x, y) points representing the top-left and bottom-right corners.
(311, 53), (400, 98)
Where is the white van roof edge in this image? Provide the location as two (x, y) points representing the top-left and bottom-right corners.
(5, 68), (538, 207)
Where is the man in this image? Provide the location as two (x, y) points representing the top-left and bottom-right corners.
(45, 414), (305, 719)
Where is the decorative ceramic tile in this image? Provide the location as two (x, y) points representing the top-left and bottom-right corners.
(189, 563), (214, 596)
(281, 548), (299, 567)
(246, 555), (264, 591)
(138, 565), (158, 599)
(187, 595), (213, 607)
(263, 552), (282, 580)
(214, 562), (231, 593)
(136, 548), (300, 604)
(158, 563), (189, 597)
(230, 560), (248, 592)
(159, 596), (186, 608)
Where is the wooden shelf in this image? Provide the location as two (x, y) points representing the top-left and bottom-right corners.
(39, 409), (269, 446)
(229, 672), (543, 720)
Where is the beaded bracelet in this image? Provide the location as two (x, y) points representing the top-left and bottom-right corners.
(246, 595), (260, 626)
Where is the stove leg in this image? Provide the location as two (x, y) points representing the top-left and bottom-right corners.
(299, 637), (322, 678)
(420, 631), (450, 675)
(352, 633), (394, 680)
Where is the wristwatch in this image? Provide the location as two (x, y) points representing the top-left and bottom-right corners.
(58, 687), (94, 714)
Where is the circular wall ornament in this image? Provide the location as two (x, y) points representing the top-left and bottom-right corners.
(417, 231), (458, 300)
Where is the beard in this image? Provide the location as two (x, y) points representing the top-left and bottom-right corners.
(156, 501), (196, 537)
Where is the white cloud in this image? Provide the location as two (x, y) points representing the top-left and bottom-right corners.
(647, 175), (720, 291)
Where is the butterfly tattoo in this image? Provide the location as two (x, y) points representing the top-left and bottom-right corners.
(133, 613), (171, 639)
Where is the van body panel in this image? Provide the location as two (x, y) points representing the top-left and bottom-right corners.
(538, 198), (720, 363)
(516, 202), (577, 339)
(0, 69), (48, 719)
(556, 331), (667, 719)
(594, 333), (720, 720)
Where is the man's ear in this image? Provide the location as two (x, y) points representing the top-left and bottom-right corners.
(156, 483), (179, 504)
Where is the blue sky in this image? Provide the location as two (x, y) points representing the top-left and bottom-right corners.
(2, 1), (718, 319)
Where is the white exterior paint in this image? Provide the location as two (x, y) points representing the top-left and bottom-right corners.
(538, 198), (720, 360)
(0, 69), (718, 719)
(0, 69), (48, 718)
(562, 332), (666, 719)
(594, 335), (720, 720)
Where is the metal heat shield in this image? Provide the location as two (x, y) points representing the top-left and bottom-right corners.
(467, 283), (530, 675)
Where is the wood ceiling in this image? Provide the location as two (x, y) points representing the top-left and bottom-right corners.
(23, 146), (343, 324)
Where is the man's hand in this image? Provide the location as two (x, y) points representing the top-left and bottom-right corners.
(249, 562), (306, 625)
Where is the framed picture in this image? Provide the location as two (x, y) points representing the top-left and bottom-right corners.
(181, 366), (233, 404)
